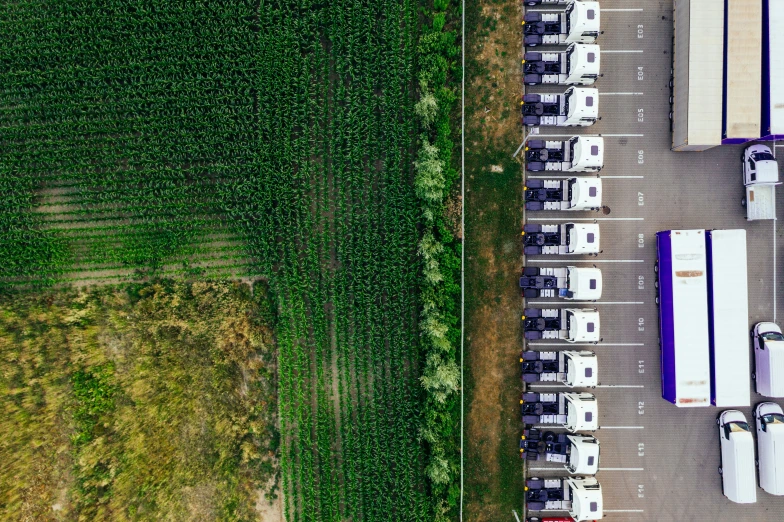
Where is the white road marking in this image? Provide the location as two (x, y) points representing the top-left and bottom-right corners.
(599, 92), (644, 95)
(527, 342), (645, 346)
(602, 8), (644, 11)
(528, 384), (645, 389)
(525, 301), (644, 305)
(526, 217), (644, 221)
(602, 175), (644, 179)
(605, 510), (645, 513)
(596, 385), (645, 389)
(532, 133), (644, 138)
(600, 426), (644, 429)
(600, 50), (644, 53)
(527, 259), (644, 263)
(600, 468), (645, 471)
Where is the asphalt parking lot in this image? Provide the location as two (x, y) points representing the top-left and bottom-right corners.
(519, 1), (784, 520)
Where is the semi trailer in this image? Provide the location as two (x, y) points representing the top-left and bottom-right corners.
(524, 178), (602, 211)
(519, 266), (602, 300)
(522, 308), (600, 343)
(656, 229), (710, 407)
(523, 1), (600, 47)
(520, 429), (600, 475)
(521, 392), (598, 432)
(522, 223), (600, 256)
(521, 88), (598, 127)
(525, 477), (603, 521)
(706, 229), (750, 407)
(761, 0), (784, 140)
(523, 43), (600, 86)
(521, 350), (598, 387)
(525, 136), (604, 172)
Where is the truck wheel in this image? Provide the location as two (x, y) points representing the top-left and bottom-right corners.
(654, 264), (658, 273)
(655, 297), (659, 306)
(718, 467), (723, 475)
(752, 372), (756, 380)
(654, 280), (658, 289)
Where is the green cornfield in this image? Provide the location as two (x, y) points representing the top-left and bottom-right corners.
(1, 0), (450, 521)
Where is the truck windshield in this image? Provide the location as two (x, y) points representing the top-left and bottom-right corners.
(728, 421), (750, 433)
(752, 152), (775, 162)
(761, 332), (784, 341)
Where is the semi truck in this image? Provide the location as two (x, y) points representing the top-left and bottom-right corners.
(522, 308), (600, 343)
(520, 350), (598, 387)
(656, 230), (710, 407)
(525, 477), (603, 521)
(523, 1), (600, 47)
(523, 43), (600, 86)
(761, 0), (784, 140)
(521, 392), (598, 432)
(525, 136), (604, 172)
(742, 144), (780, 221)
(522, 223), (600, 256)
(519, 266), (602, 300)
(521, 88), (599, 127)
(520, 429), (600, 475)
(524, 177), (602, 211)
(706, 230), (750, 407)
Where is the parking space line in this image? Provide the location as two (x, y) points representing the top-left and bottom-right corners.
(601, 176), (644, 179)
(602, 8), (644, 11)
(605, 509), (645, 513)
(600, 50), (644, 54)
(600, 426), (644, 429)
(527, 342), (644, 346)
(525, 301), (644, 305)
(600, 468), (645, 471)
(526, 217), (643, 221)
(527, 259), (644, 263)
(528, 384), (645, 389)
(599, 133), (645, 137)
(599, 92), (644, 96)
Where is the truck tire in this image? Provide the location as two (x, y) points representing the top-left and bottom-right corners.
(752, 372), (756, 380)
(718, 467), (723, 475)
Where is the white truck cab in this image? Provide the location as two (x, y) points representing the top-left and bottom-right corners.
(524, 476), (603, 521)
(521, 87), (599, 127)
(521, 350), (598, 387)
(525, 136), (604, 172)
(753, 322), (784, 397)
(523, 1), (600, 47)
(567, 309), (600, 343)
(565, 392), (598, 432)
(519, 266), (602, 300)
(743, 144), (780, 221)
(522, 307), (600, 343)
(565, 435), (600, 474)
(568, 223), (600, 254)
(718, 410), (757, 504)
(522, 43), (601, 86)
(523, 177), (602, 211)
(754, 402), (784, 496)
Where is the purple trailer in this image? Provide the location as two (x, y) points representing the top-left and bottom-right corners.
(656, 230), (711, 407)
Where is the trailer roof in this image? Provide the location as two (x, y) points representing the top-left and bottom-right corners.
(724, 0), (762, 140)
(707, 230), (751, 407)
(767, 0), (784, 136)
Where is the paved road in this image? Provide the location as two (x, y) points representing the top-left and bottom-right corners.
(520, 1), (784, 520)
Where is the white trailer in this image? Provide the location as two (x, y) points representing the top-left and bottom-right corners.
(761, 0), (784, 140)
(723, 0), (762, 143)
(656, 229), (710, 407)
(523, 43), (600, 86)
(523, 1), (600, 47)
(524, 136), (604, 172)
(521, 87), (599, 127)
(524, 177), (602, 211)
(671, 0), (725, 151)
(743, 144), (780, 221)
(706, 230), (750, 407)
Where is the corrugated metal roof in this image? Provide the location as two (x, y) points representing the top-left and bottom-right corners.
(686, 0), (724, 146)
(725, 0), (762, 139)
